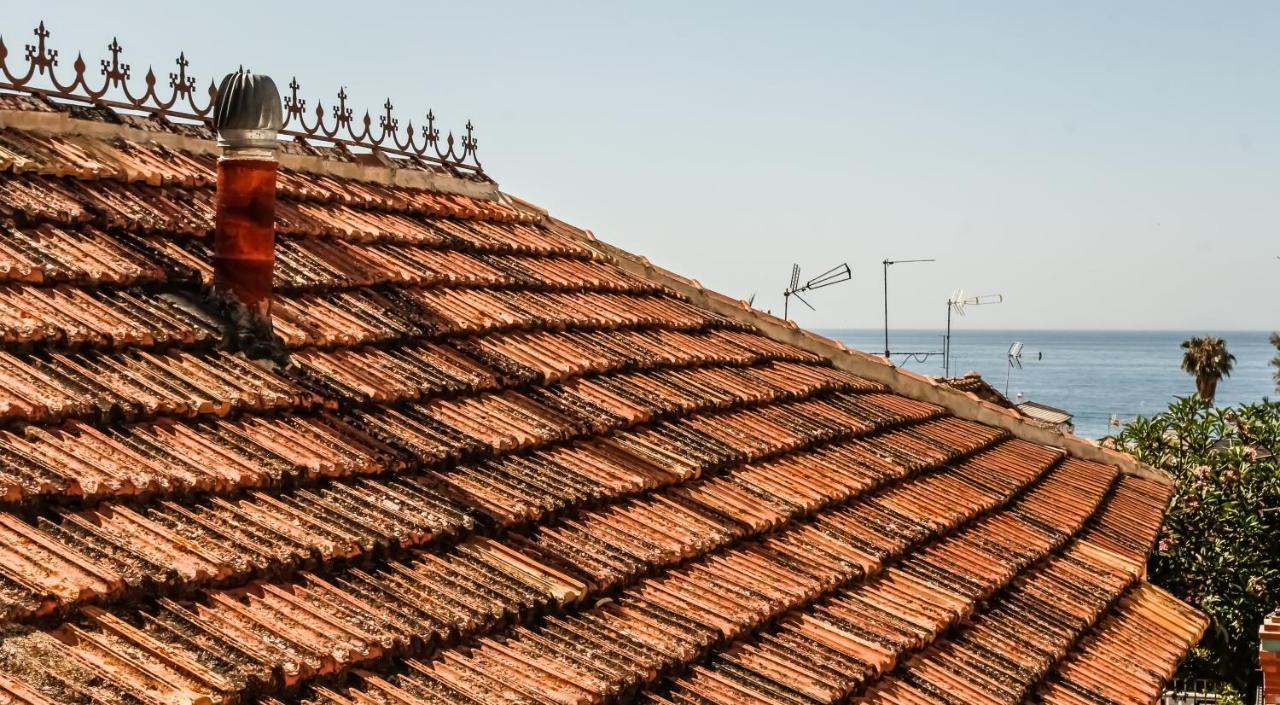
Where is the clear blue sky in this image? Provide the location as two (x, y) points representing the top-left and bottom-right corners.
(11, 2), (1278, 330)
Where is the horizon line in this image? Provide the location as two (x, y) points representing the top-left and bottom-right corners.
(813, 327), (1277, 334)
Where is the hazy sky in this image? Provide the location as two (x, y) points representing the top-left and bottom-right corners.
(11, 2), (1277, 330)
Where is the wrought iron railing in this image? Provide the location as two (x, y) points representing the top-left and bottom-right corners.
(1163, 683), (1225, 705)
(0, 21), (483, 174)
(1163, 676), (1264, 705)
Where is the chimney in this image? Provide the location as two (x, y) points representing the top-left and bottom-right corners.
(1263, 610), (1280, 704)
(212, 69), (284, 358)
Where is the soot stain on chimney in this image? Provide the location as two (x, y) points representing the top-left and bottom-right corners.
(202, 288), (287, 363)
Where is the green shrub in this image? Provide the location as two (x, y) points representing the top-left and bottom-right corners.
(1110, 396), (1280, 690)
(1216, 685), (1246, 705)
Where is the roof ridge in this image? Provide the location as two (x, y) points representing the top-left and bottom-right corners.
(533, 213), (1172, 486)
(0, 107), (501, 200)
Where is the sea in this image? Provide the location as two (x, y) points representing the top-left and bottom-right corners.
(818, 329), (1278, 440)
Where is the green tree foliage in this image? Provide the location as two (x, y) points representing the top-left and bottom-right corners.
(1180, 337), (1236, 406)
(1111, 397), (1280, 689)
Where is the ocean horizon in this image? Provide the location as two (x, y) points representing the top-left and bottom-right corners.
(818, 328), (1277, 439)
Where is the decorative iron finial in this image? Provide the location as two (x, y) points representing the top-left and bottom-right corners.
(425, 110), (439, 147)
(0, 20), (485, 174)
(25, 21), (57, 74)
(101, 38), (129, 85)
(380, 98), (397, 134)
(283, 77), (305, 119)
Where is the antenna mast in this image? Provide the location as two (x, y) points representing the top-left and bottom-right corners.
(881, 258), (935, 360)
(1005, 341), (1044, 396)
(782, 262), (852, 321)
(943, 291), (1003, 378)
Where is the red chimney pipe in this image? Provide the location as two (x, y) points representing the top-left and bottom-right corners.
(1263, 611), (1280, 704)
(212, 70), (283, 356)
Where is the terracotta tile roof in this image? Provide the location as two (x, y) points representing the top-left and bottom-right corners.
(939, 372), (1016, 410)
(0, 96), (1202, 705)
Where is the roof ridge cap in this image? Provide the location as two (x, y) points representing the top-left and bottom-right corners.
(0, 107), (499, 200)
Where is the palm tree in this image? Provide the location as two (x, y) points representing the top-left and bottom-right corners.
(1180, 337), (1235, 406)
(1271, 332), (1279, 393)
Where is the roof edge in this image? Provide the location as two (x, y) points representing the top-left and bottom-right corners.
(0, 108), (499, 200)
(1145, 579), (1211, 641)
(538, 213), (1172, 486)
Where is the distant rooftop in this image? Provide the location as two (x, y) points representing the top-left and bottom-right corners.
(941, 370), (1017, 408)
(1019, 399), (1077, 427)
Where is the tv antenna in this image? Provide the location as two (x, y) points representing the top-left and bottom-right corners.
(943, 290), (1003, 378)
(1005, 341), (1044, 396)
(782, 262), (851, 320)
(882, 258), (937, 361)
